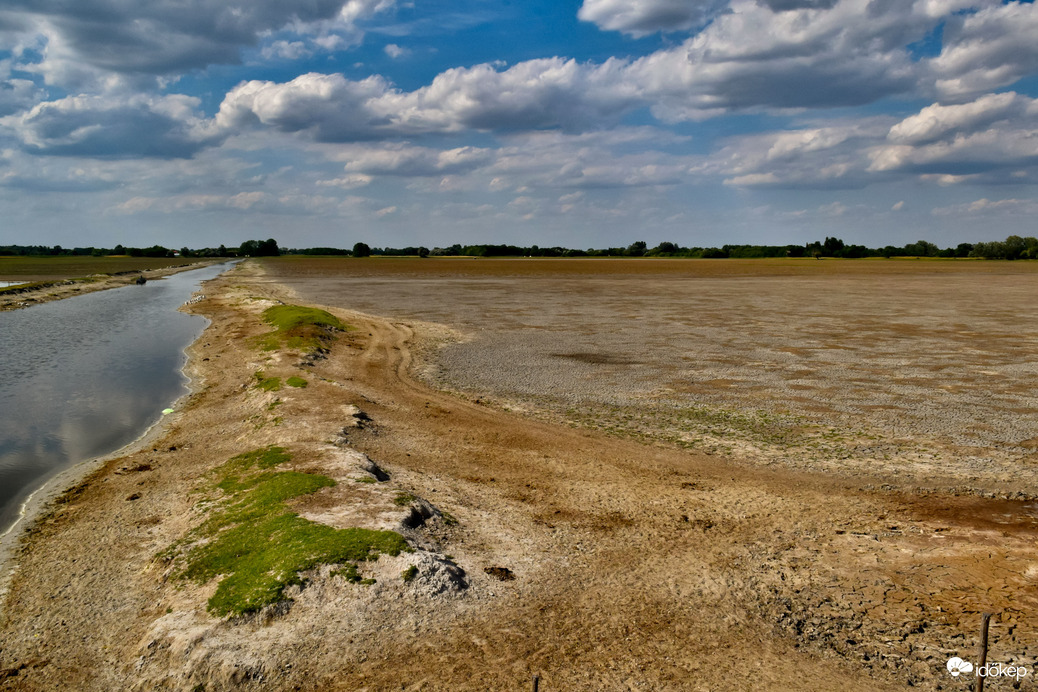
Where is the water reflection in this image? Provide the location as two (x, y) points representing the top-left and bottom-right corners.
(0, 263), (231, 534)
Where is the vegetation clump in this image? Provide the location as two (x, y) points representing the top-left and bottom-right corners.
(254, 371), (282, 391)
(286, 376), (308, 388)
(401, 565), (418, 582)
(393, 492), (417, 506)
(167, 445), (409, 617)
(257, 305), (349, 353)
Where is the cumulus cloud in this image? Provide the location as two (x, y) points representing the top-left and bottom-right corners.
(931, 1), (1038, 98)
(715, 121), (889, 188)
(214, 0), (997, 140)
(885, 92), (1035, 145)
(624, 0), (943, 120)
(341, 143), (494, 176)
(114, 191), (269, 214)
(215, 58), (640, 140)
(577, 0), (727, 36)
(383, 43), (410, 59)
(0, 77), (44, 116)
(0, 0), (396, 85)
(5, 93), (222, 158)
(317, 174), (373, 189)
(932, 197), (1038, 216)
(869, 92), (1038, 175)
(705, 87), (1038, 189)
(262, 41), (312, 61)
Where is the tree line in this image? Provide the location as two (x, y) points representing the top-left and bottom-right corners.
(4, 235), (1037, 260)
(0, 239), (280, 258)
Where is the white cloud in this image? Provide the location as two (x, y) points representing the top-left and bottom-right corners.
(262, 41), (312, 61)
(317, 174), (372, 188)
(213, 0), (998, 141)
(886, 92), (1034, 145)
(869, 92), (1038, 175)
(0, 77), (44, 116)
(933, 197), (1038, 216)
(716, 120), (888, 188)
(3, 93), (223, 158)
(1, 0), (397, 89)
(340, 143), (494, 176)
(215, 58), (641, 140)
(113, 191), (269, 214)
(931, 1), (1038, 98)
(577, 0), (726, 37)
(384, 43), (410, 59)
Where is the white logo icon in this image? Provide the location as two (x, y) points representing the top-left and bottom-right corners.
(947, 657), (974, 677)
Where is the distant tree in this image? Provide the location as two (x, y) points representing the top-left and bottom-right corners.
(352, 242), (371, 257)
(257, 238), (280, 256)
(113, 244), (125, 255)
(218, 244), (228, 256)
(239, 240), (260, 256)
(822, 236), (845, 257)
(418, 246), (429, 258)
(903, 239), (939, 257)
(626, 240), (647, 257)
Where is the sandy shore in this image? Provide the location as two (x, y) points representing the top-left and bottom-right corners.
(0, 260), (1035, 690)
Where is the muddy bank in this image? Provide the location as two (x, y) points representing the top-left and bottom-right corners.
(0, 260), (225, 312)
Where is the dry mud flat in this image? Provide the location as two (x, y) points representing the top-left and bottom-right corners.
(265, 257), (1038, 490)
(0, 260), (1035, 691)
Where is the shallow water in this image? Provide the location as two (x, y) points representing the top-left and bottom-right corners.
(0, 263), (231, 534)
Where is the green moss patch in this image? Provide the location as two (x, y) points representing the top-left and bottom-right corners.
(168, 445), (410, 617)
(254, 371), (282, 391)
(257, 305), (349, 353)
(286, 376), (308, 388)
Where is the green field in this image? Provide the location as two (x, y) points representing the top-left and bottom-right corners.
(0, 256), (197, 282)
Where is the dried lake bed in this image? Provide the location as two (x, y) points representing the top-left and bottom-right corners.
(258, 257), (1038, 490)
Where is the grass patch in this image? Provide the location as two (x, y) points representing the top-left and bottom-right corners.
(286, 376), (308, 388)
(401, 565), (418, 583)
(254, 371), (282, 391)
(167, 445), (409, 617)
(331, 564), (376, 585)
(257, 305), (349, 353)
(393, 492), (417, 506)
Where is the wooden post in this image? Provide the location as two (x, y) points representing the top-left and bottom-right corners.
(532, 673), (540, 692)
(976, 612), (991, 692)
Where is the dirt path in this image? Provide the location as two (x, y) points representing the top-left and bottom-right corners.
(0, 264), (1034, 690)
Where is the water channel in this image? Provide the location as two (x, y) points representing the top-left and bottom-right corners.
(0, 262), (232, 535)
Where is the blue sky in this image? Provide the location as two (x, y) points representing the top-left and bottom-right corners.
(1, 0), (1037, 250)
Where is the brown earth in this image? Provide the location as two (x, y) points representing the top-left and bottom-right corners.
(0, 259), (1035, 691)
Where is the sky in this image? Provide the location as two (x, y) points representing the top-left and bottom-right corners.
(1, 0), (1037, 250)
